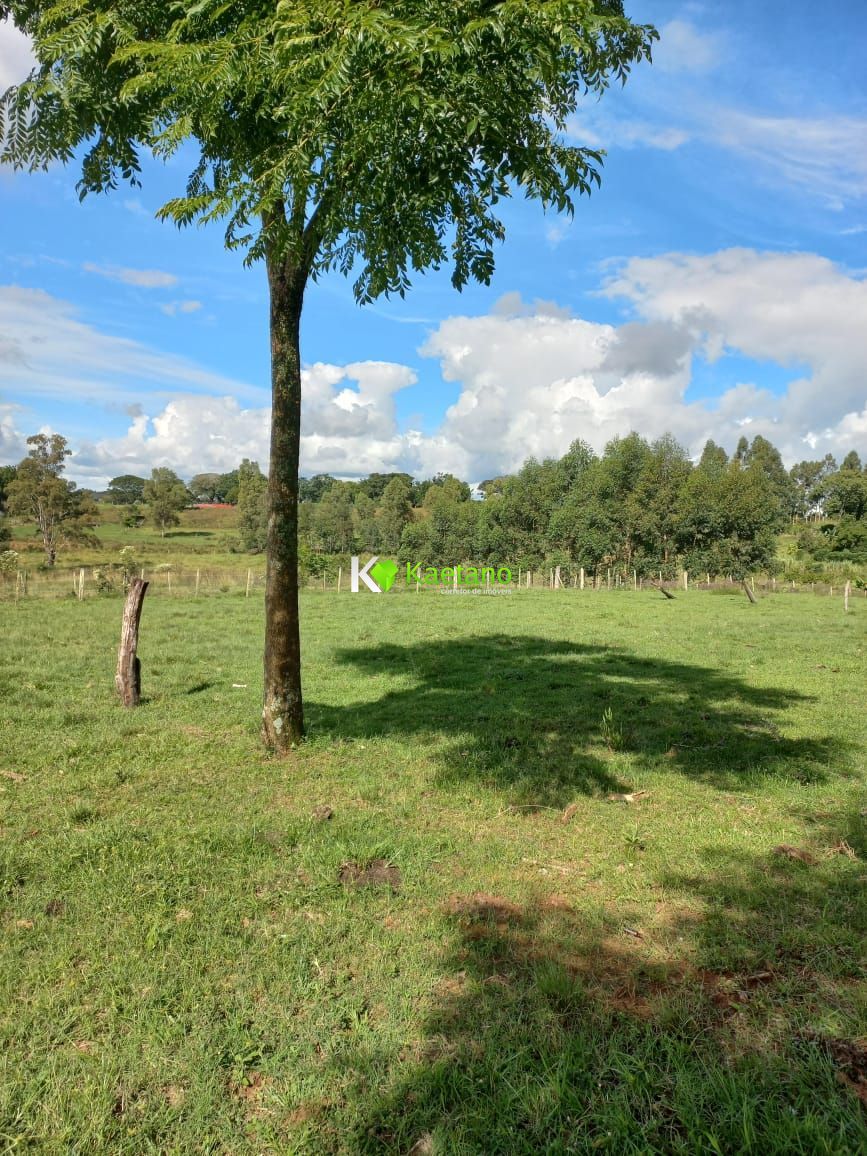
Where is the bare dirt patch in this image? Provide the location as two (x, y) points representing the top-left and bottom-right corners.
(338, 859), (402, 892)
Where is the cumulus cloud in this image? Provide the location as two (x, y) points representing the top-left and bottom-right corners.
(416, 250), (867, 477)
(66, 361), (422, 487)
(602, 248), (867, 434)
(83, 263), (179, 289)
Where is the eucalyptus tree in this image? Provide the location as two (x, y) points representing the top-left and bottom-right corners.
(1, 0), (656, 749)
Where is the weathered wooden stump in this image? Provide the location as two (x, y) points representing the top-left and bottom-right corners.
(742, 579), (757, 604)
(116, 578), (148, 706)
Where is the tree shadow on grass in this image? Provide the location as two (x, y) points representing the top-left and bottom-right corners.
(348, 813), (867, 1154)
(310, 636), (846, 805)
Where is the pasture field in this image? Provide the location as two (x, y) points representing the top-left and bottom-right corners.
(7, 506), (255, 575)
(1, 589), (865, 1154)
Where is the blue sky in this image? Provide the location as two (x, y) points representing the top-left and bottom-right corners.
(1, 0), (866, 486)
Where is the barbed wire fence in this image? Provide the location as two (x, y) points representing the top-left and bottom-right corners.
(1, 561), (862, 604)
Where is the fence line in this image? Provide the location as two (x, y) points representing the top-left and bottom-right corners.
(1, 563), (863, 603)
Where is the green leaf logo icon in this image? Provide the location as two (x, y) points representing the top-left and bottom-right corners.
(368, 558), (398, 592)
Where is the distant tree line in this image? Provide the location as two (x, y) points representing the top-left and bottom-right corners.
(2, 432), (865, 572)
(294, 435), (867, 578)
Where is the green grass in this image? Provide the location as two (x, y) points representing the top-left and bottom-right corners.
(8, 506), (254, 574)
(1, 589), (865, 1153)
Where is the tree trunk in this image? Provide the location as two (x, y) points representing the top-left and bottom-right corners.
(116, 578), (148, 706)
(262, 252), (306, 751)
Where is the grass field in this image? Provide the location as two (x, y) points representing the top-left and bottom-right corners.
(1, 589), (865, 1153)
(7, 506), (257, 575)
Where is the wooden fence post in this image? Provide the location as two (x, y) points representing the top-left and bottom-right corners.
(195, 569), (201, 598)
(337, 566), (342, 593)
(844, 579), (850, 613)
(246, 569), (253, 598)
(579, 567), (585, 590)
(115, 578), (148, 707)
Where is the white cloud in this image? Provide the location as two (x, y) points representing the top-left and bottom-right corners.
(4, 250), (866, 485)
(568, 113), (689, 152)
(654, 19), (722, 74)
(602, 247), (867, 431)
(160, 300), (203, 316)
(67, 361), (422, 486)
(83, 263), (179, 289)
(0, 20), (36, 92)
(713, 111), (867, 204)
(0, 285), (262, 404)
(0, 402), (27, 463)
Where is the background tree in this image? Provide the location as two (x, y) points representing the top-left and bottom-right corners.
(236, 460), (268, 552)
(6, 434), (97, 565)
(106, 474), (146, 505)
(824, 460), (867, 522)
(311, 483), (356, 554)
(216, 469), (240, 505)
(790, 454), (836, 521)
(299, 475), (338, 504)
(142, 468), (189, 537)
(352, 492), (380, 555)
(1, 0), (655, 751)
(188, 472), (224, 504)
(0, 463), (15, 546)
(377, 476), (414, 552)
(122, 503), (144, 529)
(740, 435), (797, 523)
(357, 472), (415, 503)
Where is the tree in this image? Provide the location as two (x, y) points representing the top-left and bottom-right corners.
(352, 491), (380, 554)
(0, 463), (16, 507)
(188, 472), (223, 504)
(790, 454), (836, 520)
(824, 464), (867, 522)
(6, 434), (96, 565)
(106, 474), (146, 505)
(698, 440), (728, 477)
(311, 483), (356, 554)
(0, 463), (15, 546)
(299, 475), (338, 504)
(2, 1), (655, 749)
(142, 468), (189, 536)
(676, 459), (779, 582)
(377, 476), (413, 552)
(237, 460), (268, 552)
(358, 472), (415, 503)
(740, 435), (797, 523)
(841, 450), (863, 473)
(216, 469), (240, 505)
